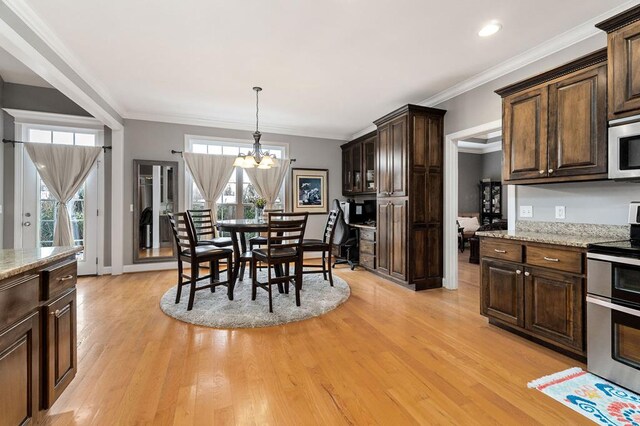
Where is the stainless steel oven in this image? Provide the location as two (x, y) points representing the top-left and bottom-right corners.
(587, 253), (640, 392)
(609, 119), (640, 180)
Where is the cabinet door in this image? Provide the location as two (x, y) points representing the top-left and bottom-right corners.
(0, 312), (39, 426)
(480, 259), (524, 327)
(389, 116), (407, 196)
(389, 200), (407, 280)
(524, 267), (584, 351)
(363, 137), (376, 193)
(351, 143), (363, 193)
(43, 289), (77, 409)
(503, 87), (548, 181)
(376, 200), (391, 275)
(548, 65), (607, 177)
(377, 125), (391, 196)
(609, 20), (640, 118)
(342, 147), (352, 194)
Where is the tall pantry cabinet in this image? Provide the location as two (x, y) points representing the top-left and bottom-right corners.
(374, 105), (446, 290)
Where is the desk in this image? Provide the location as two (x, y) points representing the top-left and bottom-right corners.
(348, 223), (376, 270)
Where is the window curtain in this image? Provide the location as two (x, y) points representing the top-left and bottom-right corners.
(245, 159), (291, 210)
(24, 143), (102, 247)
(183, 152), (236, 223)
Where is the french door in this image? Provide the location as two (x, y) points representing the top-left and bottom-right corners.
(18, 125), (101, 275)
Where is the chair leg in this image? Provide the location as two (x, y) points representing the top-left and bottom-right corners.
(295, 262), (302, 307)
(327, 250), (334, 287)
(251, 258), (257, 301)
(227, 254), (234, 301)
(175, 259), (184, 304)
(240, 261), (246, 282)
(268, 279), (273, 313)
(284, 262), (290, 294)
(210, 261), (215, 292)
(188, 260), (199, 311)
(322, 252), (328, 281)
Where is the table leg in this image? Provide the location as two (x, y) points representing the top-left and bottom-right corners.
(230, 230), (241, 283)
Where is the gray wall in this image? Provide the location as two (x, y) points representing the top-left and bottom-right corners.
(436, 33), (640, 226)
(121, 119), (345, 266)
(458, 151), (507, 216)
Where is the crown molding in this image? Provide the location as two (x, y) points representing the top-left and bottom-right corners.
(3, 0), (126, 117)
(458, 141), (502, 154)
(349, 1), (638, 140)
(124, 111), (348, 141)
(3, 108), (104, 129)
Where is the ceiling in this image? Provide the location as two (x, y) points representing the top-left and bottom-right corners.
(0, 46), (50, 87)
(16, 0), (635, 139)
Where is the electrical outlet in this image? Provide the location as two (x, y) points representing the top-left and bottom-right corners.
(520, 205), (533, 218)
(555, 206), (566, 220)
(130, 204), (134, 212)
(0, 205), (3, 215)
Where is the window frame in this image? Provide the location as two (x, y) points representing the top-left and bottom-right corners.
(184, 135), (290, 219)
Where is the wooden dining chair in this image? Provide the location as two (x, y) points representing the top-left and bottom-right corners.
(249, 208), (284, 251)
(251, 212), (308, 313)
(301, 208), (341, 286)
(168, 212), (235, 311)
(187, 209), (233, 248)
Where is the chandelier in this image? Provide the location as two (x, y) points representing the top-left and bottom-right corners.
(233, 86), (278, 169)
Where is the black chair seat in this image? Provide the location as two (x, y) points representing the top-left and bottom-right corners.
(250, 236), (267, 245)
(182, 246), (233, 257)
(302, 238), (329, 250)
(200, 236), (232, 247)
(253, 247), (297, 260)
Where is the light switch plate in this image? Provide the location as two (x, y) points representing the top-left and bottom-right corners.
(555, 206), (566, 219)
(520, 205), (533, 218)
(130, 204), (134, 212)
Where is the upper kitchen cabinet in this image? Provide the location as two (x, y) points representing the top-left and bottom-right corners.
(597, 5), (640, 120)
(341, 131), (376, 196)
(496, 49), (608, 184)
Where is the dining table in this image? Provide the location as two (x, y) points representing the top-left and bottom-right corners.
(217, 218), (284, 284)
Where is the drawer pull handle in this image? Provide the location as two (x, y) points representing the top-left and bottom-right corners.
(494, 249), (507, 253)
(58, 275), (74, 281)
(516, 269), (522, 275)
(548, 169), (554, 174)
(524, 271), (531, 277)
(50, 309), (61, 317)
(539, 170), (545, 174)
(543, 256), (559, 262)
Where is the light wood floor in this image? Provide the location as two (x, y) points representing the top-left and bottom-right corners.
(41, 254), (589, 425)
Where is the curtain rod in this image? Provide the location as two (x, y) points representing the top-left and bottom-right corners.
(171, 149), (296, 162)
(2, 138), (112, 152)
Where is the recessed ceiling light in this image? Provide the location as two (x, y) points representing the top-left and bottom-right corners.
(479, 22), (502, 37)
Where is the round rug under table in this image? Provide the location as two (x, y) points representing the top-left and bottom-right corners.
(159, 269), (350, 328)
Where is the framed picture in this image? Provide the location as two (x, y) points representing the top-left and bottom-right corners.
(291, 168), (329, 214)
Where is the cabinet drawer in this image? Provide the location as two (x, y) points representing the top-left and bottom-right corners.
(526, 245), (583, 274)
(0, 274), (39, 331)
(360, 240), (375, 255)
(360, 254), (376, 269)
(41, 258), (77, 301)
(480, 239), (523, 263)
(360, 229), (375, 242)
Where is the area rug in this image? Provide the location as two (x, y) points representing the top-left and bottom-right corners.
(159, 269), (350, 328)
(528, 367), (640, 425)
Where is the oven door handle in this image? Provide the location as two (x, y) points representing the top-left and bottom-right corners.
(587, 252), (640, 267)
(587, 295), (640, 318)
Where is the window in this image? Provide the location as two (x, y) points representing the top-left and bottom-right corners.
(186, 137), (286, 221)
(26, 126), (97, 254)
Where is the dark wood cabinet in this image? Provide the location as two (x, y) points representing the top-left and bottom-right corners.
(480, 259), (524, 327)
(0, 311), (39, 426)
(597, 6), (640, 120)
(357, 226), (376, 271)
(341, 132), (376, 196)
(524, 267), (584, 352)
(374, 105), (445, 290)
(497, 49), (608, 184)
(43, 289), (77, 409)
(479, 238), (586, 357)
(502, 87), (548, 181)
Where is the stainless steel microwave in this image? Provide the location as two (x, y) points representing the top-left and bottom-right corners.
(609, 119), (640, 180)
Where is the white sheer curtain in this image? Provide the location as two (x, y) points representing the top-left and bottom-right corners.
(245, 159), (291, 210)
(24, 143), (101, 246)
(183, 152), (236, 222)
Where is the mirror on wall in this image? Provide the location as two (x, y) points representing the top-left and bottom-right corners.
(133, 160), (179, 263)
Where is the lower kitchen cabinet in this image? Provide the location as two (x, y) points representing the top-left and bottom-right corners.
(480, 259), (524, 327)
(524, 267), (584, 352)
(43, 288), (77, 409)
(479, 238), (586, 357)
(0, 312), (40, 426)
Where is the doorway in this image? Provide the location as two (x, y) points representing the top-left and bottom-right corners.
(14, 119), (104, 276)
(444, 120), (515, 290)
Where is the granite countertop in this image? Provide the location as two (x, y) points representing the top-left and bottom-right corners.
(0, 246), (83, 281)
(475, 230), (625, 248)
